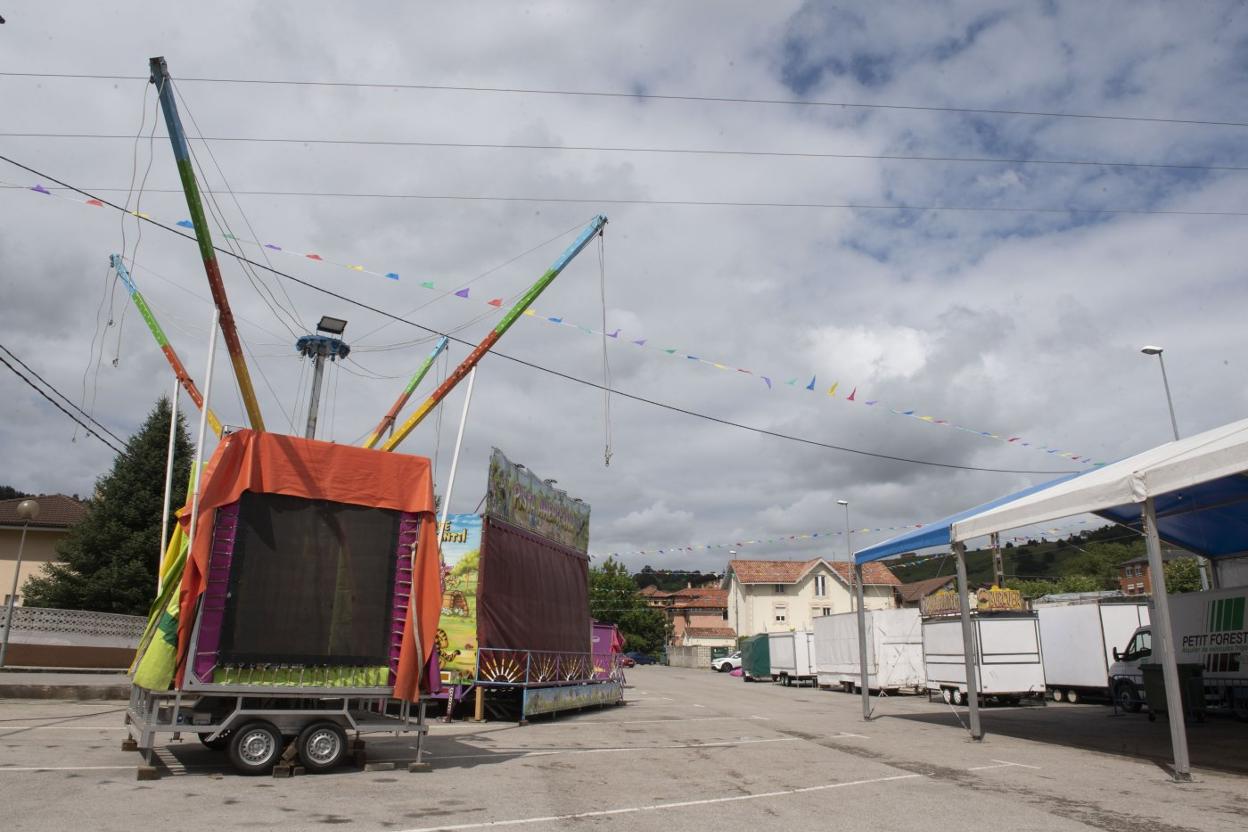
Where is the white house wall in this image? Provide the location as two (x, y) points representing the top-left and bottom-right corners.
(727, 563), (895, 637)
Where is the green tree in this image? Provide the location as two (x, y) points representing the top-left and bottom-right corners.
(0, 485), (31, 501)
(590, 557), (670, 655)
(1164, 557), (1203, 594)
(22, 397), (193, 615)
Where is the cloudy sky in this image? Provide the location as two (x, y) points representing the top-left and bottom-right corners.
(2, 2), (1246, 573)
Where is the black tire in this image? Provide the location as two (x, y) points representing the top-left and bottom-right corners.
(227, 720), (283, 776)
(198, 730), (231, 751)
(1115, 682), (1143, 714)
(1065, 689), (1080, 705)
(296, 721), (348, 773)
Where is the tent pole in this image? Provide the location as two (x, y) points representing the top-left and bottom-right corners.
(1143, 497), (1192, 781)
(158, 377), (179, 596)
(954, 541), (983, 740)
(186, 309), (220, 587)
(854, 562), (871, 720)
(438, 367), (478, 538)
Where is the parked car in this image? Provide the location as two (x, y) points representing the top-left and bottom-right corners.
(625, 651), (657, 665)
(620, 655), (636, 668)
(713, 651), (742, 673)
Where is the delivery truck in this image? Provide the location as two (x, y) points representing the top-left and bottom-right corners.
(768, 631), (816, 686)
(813, 608), (924, 693)
(922, 612), (1047, 704)
(1036, 600), (1149, 703)
(1107, 585), (1248, 717)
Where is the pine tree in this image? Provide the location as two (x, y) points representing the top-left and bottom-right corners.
(22, 397), (193, 615)
(590, 557), (670, 655)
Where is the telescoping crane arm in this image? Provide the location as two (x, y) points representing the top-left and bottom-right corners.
(149, 55), (266, 432)
(110, 254), (223, 437)
(362, 336), (449, 449)
(380, 214), (607, 452)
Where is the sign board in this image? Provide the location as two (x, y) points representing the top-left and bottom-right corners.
(921, 587), (1026, 617)
(436, 514), (482, 684)
(485, 447), (591, 552)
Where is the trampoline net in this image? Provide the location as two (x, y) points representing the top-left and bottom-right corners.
(218, 491), (401, 666)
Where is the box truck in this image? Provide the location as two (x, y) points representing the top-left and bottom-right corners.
(922, 612), (1047, 704)
(767, 631), (816, 686)
(740, 634), (772, 682)
(1107, 585), (1248, 717)
(1036, 600), (1149, 703)
(814, 608), (924, 693)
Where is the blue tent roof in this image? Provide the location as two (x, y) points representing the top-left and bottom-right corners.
(854, 473), (1081, 565)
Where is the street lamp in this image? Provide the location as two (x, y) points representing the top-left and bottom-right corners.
(1140, 346), (1180, 441)
(837, 500), (854, 612)
(0, 499), (40, 669)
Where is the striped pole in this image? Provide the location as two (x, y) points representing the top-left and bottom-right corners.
(362, 336), (448, 449)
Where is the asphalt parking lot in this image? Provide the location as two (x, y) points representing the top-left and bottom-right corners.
(2, 667), (1246, 831)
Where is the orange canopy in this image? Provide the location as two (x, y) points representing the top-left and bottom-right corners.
(175, 430), (441, 701)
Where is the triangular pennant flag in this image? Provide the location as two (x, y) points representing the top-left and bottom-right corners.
(664, 348), (677, 354)
(176, 220), (194, 228)
(31, 184), (50, 195)
(349, 265), (364, 272)
(524, 309), (536, 316)
(762, 376), (772, 389)
(607, 329), (620, 338)
(686, 355), (700, 360)
(487, 298), (503, 307)
(306, 253), (323, 260)
(847, 387), (857, 401)
(632, 339), (647, 346)
(264, 243), (281, 251)
(455, 288), (470, 298)
(580, 326), (594, 335)
(805, 376), (816, 391)
(736, 368), (752, 374)
(385, 272), (399, 280)
(85, 199), (103, 207)
(827, 382), (838, 397)
(547, 316), (562, 323)
(864, 400), (878, 406)
(420, 281), (435, 289)
(786, 378), (797, 386)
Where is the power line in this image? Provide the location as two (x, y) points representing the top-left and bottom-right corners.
(0, 152), (1083, 476)
(7, 184), (1247, 218)
(0, 353), (127, 455)
(2, 72), (1246, 129)
(3, 132), (1245, 175)
(0, 342), (128, 447)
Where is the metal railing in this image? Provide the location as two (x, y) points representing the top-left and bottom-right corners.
(475, 648), (625, 688)
(0, 606), (145, 644)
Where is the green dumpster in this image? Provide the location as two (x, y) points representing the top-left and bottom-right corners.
(1140, 663), (1205, 723)
(740, 634), (771, 682)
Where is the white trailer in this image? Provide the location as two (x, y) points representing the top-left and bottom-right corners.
(767, 631), (816, 686)
(1108, 585), (1248, 716)
(922, 613), (1046, 704)
(814, 608), (924, 693)
(1036, 601), (1149, 703)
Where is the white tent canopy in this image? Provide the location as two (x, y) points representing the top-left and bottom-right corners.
(952, 417), (1248, 547)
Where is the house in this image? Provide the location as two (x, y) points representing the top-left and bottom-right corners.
(723, 558), (900, 637)
(896, 575), (957, 608)
(1118, 551), (1183, 596)
(664, 587), (734, 648)
(0, 495), (87, 606)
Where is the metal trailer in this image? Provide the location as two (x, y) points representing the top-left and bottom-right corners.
(124, 684), (430, 778)
(740, 634), (772, 682)
(767, 631), (816, 686)
(815, 608), (924, 694)
(922, 612), (1047, 705)
(1036, 600), (1149, 703)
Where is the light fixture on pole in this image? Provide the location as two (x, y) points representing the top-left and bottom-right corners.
(1140, 346), (1180, 442)
(297, 316), (350, 440)
(0, 499), (40, 668)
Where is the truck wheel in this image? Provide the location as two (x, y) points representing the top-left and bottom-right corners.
(941, 687), (952, 704)
(1065, 689), (1080, 705)
(1114, 682), (1142, 714)
(227, 720), (283, 776)
(952, 689), (964, 706)
(296, 721), (348, 773)
(1051, 688), (1064, 702)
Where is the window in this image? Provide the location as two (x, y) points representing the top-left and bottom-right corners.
(821, 607), (832, 617)
(814, 575), (828, 597)
(722, 610), (729, 621)
(1125, 631), (1151, 661)
(773, 604), (787, 623)
(774, 584), (785, 594)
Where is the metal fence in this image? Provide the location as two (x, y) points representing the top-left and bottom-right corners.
(475, 648), (625, 687)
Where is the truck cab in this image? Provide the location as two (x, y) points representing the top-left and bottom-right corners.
(1108, 626), (1152, 712)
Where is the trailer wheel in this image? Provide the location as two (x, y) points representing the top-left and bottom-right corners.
(1065, 689), (1080, 705)
(951, 688), (964, 706)
(227, 720), (283, 776)
(1051, 688), (1064, 702)
(1114, 682), (1143, 714)
(941, 687), (952, 704)
(297, 721), (348, 773)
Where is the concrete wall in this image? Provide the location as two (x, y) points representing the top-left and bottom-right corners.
(666, 644), (712, 669)
(728, 564), (895, 638)
(0, 527), (65, 606)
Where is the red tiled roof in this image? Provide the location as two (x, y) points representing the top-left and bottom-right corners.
(828, 561), (901, 587)
(0, 495), (87, 529)
(728, 558), (821, 584)
(684, 626), (736, 639)
(669, 588), (728, 609)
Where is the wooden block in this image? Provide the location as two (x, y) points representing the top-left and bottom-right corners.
(272, 764), (293, 778)
(135, 766), (159, 781)
(407, 762), (432, 773)
(364, 761), (395, 772)
(121, 738), (139, 752)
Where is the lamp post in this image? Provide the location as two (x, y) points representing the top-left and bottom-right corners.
(1140, 346), (1209, 590)
(1140, 346), (1180, 442)
(0, 499), (40, 669)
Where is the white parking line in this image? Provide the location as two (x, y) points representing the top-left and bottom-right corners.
(576, 715), (768, 725)
(0, 726), (126, 731)
(968, 760), (1041, 771)
(0, 765), (135, 773)
(391, 773), (923, 832)
(833, 732), (870, 739)
(692, 703), (707, 708)
(416, 736), (801, 761)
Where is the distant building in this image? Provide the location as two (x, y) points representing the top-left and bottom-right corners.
(664, 587), (734, 648)
(895, 575), (957, 608)
(0, 495), (87, 606)
(1118, 551), (1182, 596)
(723, 558), (900, 638)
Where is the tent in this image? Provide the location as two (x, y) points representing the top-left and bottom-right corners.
(938, 417), (1248, 780)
